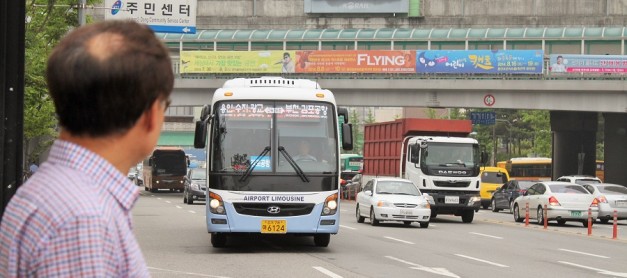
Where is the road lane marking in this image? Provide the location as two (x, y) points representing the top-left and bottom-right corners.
(384, 236), (414, 245)
(558, 248), (610, 259)
(558, 261), (627, 277)
(385, 256), (459, 278)
(148, 267), (230, 278)
(339, 225), (356, 230)
(454, 254), (509, 268)
(176, 206), (182, 209)
(312, 266), (343, 278)
(469, 232), (503, 239)
(157, 197), (162, 200)
(188, 210), (196, 214)
(165, 201), (171, 204)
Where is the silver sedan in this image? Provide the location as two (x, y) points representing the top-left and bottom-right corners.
(512, 181), (599, 227)
(581, 183), (627, 223)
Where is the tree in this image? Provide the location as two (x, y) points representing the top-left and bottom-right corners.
(348, 108), (363, 155)
(23, 1), (94, 166)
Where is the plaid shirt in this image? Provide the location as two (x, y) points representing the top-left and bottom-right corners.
(0, 140), (150, 277)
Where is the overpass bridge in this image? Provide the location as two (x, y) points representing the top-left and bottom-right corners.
(160, 27), (627, 185)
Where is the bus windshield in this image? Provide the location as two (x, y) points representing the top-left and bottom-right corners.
(209, 100), (338, 192)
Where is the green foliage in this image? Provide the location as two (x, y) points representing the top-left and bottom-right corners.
(348, 108), (363, 155)
(23, 0), (96, 162)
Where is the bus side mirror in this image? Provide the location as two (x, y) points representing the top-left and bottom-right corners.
(342, 123), (353, 150)
(338, 107), (349, 123)
(194, 121), (207, 149)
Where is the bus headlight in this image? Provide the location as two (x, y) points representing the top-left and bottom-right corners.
(209, 192), (226, 215)
(322, 193), (338, 216)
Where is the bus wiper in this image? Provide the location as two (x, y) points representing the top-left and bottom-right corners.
(278, 146), (309, 182)
(240, 146), (271, 182)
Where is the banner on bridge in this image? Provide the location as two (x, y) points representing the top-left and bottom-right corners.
(295, 50), (415, 73)
(549, 54), (627, 73)
(180, 51), (295, 73)
(415, 50), (544, 74)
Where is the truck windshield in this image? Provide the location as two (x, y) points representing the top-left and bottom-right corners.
(421, 143), (480, 168)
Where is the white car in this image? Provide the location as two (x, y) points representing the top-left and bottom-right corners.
(556, 175), (602, 185)
(581, 183), (627, 224)
(355, 177), (431, 228)
(512, 181), (599, 227)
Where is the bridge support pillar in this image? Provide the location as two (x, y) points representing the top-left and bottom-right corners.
(602, 113), (627, 185)
(550, 111), (597, 179)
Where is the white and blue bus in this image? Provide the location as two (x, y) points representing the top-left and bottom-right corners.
(194, 77), (353, 247)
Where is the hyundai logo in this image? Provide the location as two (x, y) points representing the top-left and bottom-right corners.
(267, 206), (281, 214)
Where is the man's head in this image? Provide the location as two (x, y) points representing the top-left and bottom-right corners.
(46, 20), (174, 137)
(283, 52), (291, 63)
(298, 140), (311, 155)
(557, 55), (563, 64)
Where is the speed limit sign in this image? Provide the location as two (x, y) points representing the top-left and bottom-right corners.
(484, 94), (495, 106)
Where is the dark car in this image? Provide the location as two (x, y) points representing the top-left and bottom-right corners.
(342, 173), (363, 200)
(491, 180), (540, 213)
(183, 168), (207, 205)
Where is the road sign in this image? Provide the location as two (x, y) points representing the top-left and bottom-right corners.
(105, 0), (197, 34)
(470, 112), (496, 125)
(483, 94), (495, 106)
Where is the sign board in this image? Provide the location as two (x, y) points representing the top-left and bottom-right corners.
(104, 0), (197, 34)
(470, 112), (496, 125)
(549, 54), (627, 73)
(415, 50), (544, 74)
(304, 0), (409, 14)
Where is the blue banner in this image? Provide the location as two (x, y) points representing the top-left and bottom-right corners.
(415, 50), (543, 74)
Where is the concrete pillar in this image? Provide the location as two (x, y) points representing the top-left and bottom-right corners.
(550, 111), (598, 180)
(603, 113), (627, 185)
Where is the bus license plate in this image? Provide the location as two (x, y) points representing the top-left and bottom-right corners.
(261, 220), (287, 234)
(445, 196), (459, 204)
(570, 211), (582, 217)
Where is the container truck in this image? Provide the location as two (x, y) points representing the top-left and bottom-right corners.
(362, 118), (487, 223)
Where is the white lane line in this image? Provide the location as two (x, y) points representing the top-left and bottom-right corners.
(340, 209), (348, 212)
(385, 256), (460, 278)
(188, 210), (197, 214)
(312, 266), (343, 278)
(558, 248), (610, 259)
(558, 261), (627, 277)
(469, 232), (503, 239)
(157, 197), (162, 200)
(148, 266), (230, 278)
(165, 201), (171, 204)
(454, 254), (509, 268)
(384, 236), (414, 245)
(339, 225), (356, 230)
(176, 206), (182, 209)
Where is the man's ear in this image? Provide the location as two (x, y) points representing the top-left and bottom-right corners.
(140, 100), (162, 133)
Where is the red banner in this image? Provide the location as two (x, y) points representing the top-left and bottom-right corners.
(295, 50), (415, 73)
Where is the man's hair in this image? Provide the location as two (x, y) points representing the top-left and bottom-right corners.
(46, 20), (174, 136)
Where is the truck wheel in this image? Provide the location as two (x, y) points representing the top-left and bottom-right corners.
(482, 203), (489, 210)
(313, 234), (330, 247)
(211, 233), (227, 248)
(419, 221), (429, 228)
(461, 210), (474, 223)
(356, 205), (365, 223)
(370, 208), (379, 226)
(430, 211), (437, 219)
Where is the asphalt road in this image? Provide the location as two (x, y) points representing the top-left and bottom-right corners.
(133, 191), (627, 278)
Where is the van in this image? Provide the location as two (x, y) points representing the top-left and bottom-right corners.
(479, 167), (510, 209)
(143, 147), (188, 192)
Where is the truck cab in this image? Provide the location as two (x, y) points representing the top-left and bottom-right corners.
(404, 136), (484, 223)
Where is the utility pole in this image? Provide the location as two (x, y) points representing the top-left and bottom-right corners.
(1, 0), (26, 217)
(78, 0), (87, 26)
